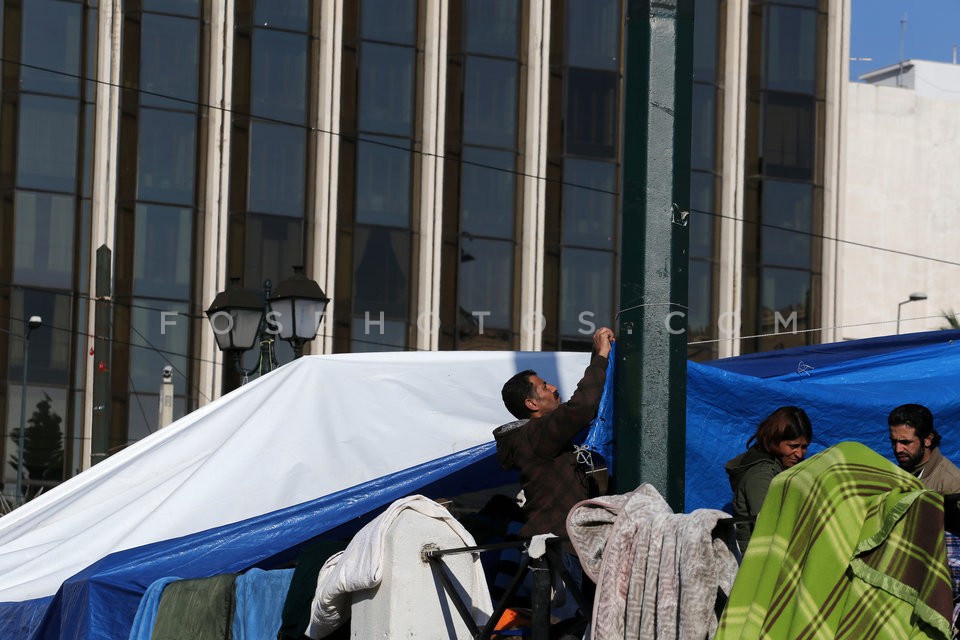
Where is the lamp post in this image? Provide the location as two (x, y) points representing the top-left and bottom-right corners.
(17, 315), (42, 506)
(896, 292), (927, 334)
(206, 267), (329, 383)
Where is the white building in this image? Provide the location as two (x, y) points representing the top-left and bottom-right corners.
(835, 59), (960, 339)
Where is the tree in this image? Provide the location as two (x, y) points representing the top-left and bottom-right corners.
(942, 309), (960, 331)
(8, 393), (64, 501)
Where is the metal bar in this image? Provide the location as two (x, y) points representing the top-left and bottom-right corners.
(425, 556), (482, 639)
(529, 557), (551, 640)
(476, 553), (532, 640)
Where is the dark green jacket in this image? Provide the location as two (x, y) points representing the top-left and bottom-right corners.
(725, 445), (784, 548)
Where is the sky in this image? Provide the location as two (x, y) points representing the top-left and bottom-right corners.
(850, 0), (960, 81)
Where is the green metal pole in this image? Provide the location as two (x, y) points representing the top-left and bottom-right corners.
(92, 245), (112, 465)
(16, 330), (30, 505)
(614, 0), (694, 512)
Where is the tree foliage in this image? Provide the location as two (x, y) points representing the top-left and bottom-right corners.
(8, 392), (64, 501)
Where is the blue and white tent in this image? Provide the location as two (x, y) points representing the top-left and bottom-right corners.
(2, 331), (960, 639)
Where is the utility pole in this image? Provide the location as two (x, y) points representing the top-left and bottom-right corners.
(614, 0), (694, 512)
(92, 245), (112, 464)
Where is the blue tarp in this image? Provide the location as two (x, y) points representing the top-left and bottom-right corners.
(686, 332), (960, 510)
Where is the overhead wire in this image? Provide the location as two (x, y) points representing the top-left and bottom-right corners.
(1, 43), (957, 374)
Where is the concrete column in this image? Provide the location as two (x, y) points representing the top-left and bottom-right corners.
(820, 0), (851, 344)
(310, 0), (345, 355)
(81, 0), (123, 470)
(197, 0), (235, 405)
(716, 0), (748, 360)
(414, 0), (448, 351)
(519, 0), (551, 351)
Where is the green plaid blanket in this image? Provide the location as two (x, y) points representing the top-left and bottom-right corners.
(716, 441), (953, 640)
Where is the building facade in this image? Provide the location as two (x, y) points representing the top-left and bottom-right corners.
(836, 60), (960, 340)
(0, 0), (846, 501)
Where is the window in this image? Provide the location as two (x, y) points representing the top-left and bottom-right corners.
(20, 0), (82, 96)
(566, 0), (620, 70)
(565, 69), (618, 158)
(17, 95), (79, 193)
(14, 192), (75, 289)
(137, 108), (197, 204)
(133, 204), (193, 299)
(562, 158), (616, 250)
(358, 43), (415, 136)
(460, 148), (516, 238)
(139, 13), (199, 110)
(247, 121), (306, 215)
(463, 57), (518, 147)
(355, 136), (411, 226)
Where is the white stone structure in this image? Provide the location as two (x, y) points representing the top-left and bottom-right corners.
(836, 62), (960, 339)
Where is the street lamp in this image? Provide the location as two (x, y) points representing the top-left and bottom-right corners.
(205, 267), (329, 382)
(17, 315), (42, 506)
(896, 292), (927, 334)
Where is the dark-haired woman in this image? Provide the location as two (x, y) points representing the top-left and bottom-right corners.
(725, 406), (813, 549)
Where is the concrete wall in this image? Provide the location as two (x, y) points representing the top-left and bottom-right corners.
(837, 82), (960, 339)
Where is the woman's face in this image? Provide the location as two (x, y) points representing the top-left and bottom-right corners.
(772, 438), (809, 468)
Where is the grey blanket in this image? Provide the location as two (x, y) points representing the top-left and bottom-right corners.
(566, 484), (738, 640)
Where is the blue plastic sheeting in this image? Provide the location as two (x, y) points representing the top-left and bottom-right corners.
(0, 597), (51, 639)
(686, 338), (960, 511)
(581, 342), (617, 474)
(232, 568), (294, 640)
(704, 328), (960, 379)
(3, 442), (499, 640)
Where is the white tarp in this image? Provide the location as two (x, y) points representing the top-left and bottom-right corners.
(0, 350), (590, 603)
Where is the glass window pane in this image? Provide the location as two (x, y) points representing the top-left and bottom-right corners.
(565, 69), (618, 158)
(762, 180), (812, 269)
(764, 6), (817, 93)
(687, 258), (713, 341)
(361, 0), (416, 44)
(692, 0), (719, 81)
(458, 237), (512, 329)
(351, 317), (407, 352)
(352, 226), (410, 319)
(359, 43), (414, 136)
(689, 170), (714, 259)
(248, 121), (306, 215)
(128, 299), (189, 394)
(691, 82), (716, 171)
(463, 57), (517, 147)
(253, 0), (309, 31)
(465, 0), (518, 56)
(5, 385), (67, 493)
(566, 0), (620, 70)
(759, 267), (811, 334)
(137, 108), (196, 204)
(251, 28), (308, 122)
(17, 95), (79, 192)
(21, 0), (82, 96)
(762, 92), (815, 180)
(133, 204), (193, 299)
(356, 136), (411, 226)
(143, 0), (200, 17)
(140, 13), (199, 110)
(243, 214), (303, 289)
(562, 158), (616, 249)
(8, 288), (72, 385)
(560, 249), (613, 336)
(14, 192), (75, 288)
(460, 147), (515, 238)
